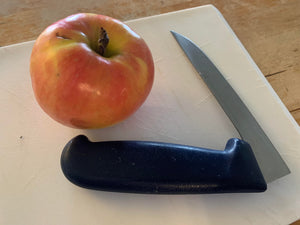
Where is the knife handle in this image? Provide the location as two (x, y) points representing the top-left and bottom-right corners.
(61, 135), (267, 194)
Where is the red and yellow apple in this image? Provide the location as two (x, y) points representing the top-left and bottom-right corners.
(30, 13), (154, 129)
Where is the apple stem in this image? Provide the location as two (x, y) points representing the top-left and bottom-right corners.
(98, 27), (109, 56)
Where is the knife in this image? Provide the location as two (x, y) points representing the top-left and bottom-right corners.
(60, 31), (290, 194)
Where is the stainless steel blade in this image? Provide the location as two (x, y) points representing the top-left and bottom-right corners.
(171, 31), (290, 183)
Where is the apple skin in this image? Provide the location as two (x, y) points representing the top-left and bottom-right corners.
(30, 13), (154, 129)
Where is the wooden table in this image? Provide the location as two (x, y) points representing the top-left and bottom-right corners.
(1, 0), (299, 224)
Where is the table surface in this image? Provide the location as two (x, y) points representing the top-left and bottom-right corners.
(1, 0), (299, 224)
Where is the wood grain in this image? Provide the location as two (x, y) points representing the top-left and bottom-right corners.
(0, 0), (300, 224)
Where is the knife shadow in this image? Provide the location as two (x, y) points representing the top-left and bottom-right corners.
(82, 188), (261, 224)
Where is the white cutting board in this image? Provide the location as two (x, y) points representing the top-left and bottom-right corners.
(1, 5), (300, 225)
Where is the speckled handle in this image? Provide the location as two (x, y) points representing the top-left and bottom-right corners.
(61, 135), (267, 194)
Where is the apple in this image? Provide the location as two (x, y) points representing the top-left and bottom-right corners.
(30, 13), (154, 129)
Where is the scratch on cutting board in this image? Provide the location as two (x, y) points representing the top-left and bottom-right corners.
(0, 86), (20, 98)
(199, 41), (213, 48)
(281, 148), (300, 159)
(193, 94), (213, 109)
(254, 83), (267, 89)
(154, 57), (164, 64)
(134, 116), (181, 141)
(22, 174), (38, 191)
(132, 106), (185, 142)
(199, 94), (213, 103)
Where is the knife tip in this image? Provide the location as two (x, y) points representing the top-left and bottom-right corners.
(170, 30), (176, 36)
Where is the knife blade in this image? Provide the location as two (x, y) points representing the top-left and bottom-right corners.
(170, 31), (290, 183)
(60, 31), (289, 194)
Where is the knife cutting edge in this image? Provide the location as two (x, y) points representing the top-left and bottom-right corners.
(60, 31), (290, 194)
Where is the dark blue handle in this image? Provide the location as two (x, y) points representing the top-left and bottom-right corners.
(61, 135), (266, 194)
